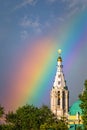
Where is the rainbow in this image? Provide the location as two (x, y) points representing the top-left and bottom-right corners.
(4, 9), (87, 112)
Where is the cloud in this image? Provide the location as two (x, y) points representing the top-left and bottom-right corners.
(36, 28), (42, 33)
(20, 30), (29, 40)
(15, 0), (37, 9)
(61, 0), (87, 18)
(58, 17), (65, 22)
(20, 16), (42, 40)
(20, 16), (41, 28)
(68, 0), (87, 9)
(47, 0), (57, 2)
(62, 0), (87, 10)
(67, 7), (80, 18)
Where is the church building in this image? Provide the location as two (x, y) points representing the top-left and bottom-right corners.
(50, 49), (69, 118)
(50, 49), (83, 129)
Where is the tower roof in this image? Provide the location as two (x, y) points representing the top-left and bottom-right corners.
(53, 49), (66, 88)
(69, 100), (82, 115)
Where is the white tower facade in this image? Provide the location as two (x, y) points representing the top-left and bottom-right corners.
(50, 50), (69, 118)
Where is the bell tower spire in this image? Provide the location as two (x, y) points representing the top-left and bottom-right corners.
(50, 49), (69, 118)
(53, 49), (66, 89)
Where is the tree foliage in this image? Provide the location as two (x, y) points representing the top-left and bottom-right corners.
(0, 105), (4, 117)
(76, 126), (83, 130)
(40, 118), (68, 130)
(6, 105), (39, 130)
(0, 124), (14, 130)
(5, 104), (68, 130)
(79, 80), (87, 130)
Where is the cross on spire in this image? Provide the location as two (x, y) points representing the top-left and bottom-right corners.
(58, 49), (62, 56)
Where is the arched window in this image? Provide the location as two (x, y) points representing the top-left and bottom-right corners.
(58, 91), (60, 105)
(58, 98), (60, 105)
(63, 91), (65, 109)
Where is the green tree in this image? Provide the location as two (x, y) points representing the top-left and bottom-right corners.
(6, 105), (40, 130)
(40, 118), (68, 130)
(0, 124), (14, 130)
(6, 104), (68, 130)
(39, 105), (55, 125)
(40, 108), (68, 130)
(0, 105), (4, 117)
(79, 80), (87, 130)
(76, 126), (83, 130)
(6, 111), (17, 123)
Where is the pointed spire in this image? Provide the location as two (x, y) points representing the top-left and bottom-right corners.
(53, 49), (66, 88)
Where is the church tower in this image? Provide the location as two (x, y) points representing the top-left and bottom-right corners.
(50, 49), (69, 118)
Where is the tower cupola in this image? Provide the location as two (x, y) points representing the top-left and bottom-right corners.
(57, 56), (62, 62)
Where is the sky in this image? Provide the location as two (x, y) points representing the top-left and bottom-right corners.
(0, 0), (87, 112)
